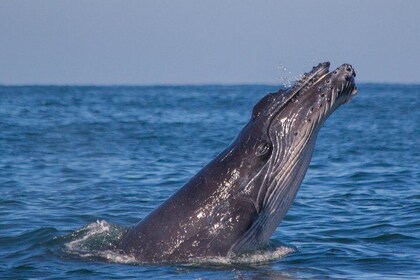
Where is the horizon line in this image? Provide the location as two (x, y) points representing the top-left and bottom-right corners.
(1, 81), (420, 87)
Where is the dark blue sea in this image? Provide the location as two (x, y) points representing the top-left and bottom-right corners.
(1, 84), (419, 279)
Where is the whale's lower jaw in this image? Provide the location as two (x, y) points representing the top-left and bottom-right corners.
(230, 132), (319, 255)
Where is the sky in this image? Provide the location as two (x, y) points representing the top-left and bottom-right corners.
(0, 0), (419, 85)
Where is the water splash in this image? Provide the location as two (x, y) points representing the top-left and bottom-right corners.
(277, 63), (303, 88)
(189, 245), (295, 265)
(60, 220), (294, 265)
(62, 220), (137, 264)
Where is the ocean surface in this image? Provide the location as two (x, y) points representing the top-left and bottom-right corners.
(0, 84), (419, 279)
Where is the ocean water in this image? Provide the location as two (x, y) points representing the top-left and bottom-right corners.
(0, 84), (419, 279)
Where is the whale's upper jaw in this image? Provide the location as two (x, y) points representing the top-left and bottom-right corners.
(292, 61), (357, 101)
(290, 61), (331, 93)
(252, 62), (357, 136)
(286, 62), (357, 112)
(287, 62), (357, 124)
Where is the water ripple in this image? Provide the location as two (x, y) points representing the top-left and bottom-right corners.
(0, 84), (419, 279)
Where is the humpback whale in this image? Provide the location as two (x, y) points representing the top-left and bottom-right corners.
(118, 62), (358, 263)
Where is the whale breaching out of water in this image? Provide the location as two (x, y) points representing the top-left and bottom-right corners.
(118, 62), (358, 263)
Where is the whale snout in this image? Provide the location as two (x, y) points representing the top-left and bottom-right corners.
(330, 64), (358, 101)
(341, 63), (356, 79)
(332, 64), (356, 79)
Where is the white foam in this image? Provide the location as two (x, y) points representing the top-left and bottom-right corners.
(63, 220), (138, 264)
(65, 220), (112, 250)
(234, 246), (295, 263)
(189, 245), (295, 265)
(63, 220), (295, 265)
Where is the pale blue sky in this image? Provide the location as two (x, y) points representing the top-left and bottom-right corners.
(1, 0), (419, 85)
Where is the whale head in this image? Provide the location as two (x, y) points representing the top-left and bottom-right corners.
(253, 62), (357, 137)
(230, 62), (357, 252)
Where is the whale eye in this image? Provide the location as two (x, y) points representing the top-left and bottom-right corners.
(255, 141), (272, 159)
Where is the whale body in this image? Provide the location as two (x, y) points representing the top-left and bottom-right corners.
(118, 62), (358, 263)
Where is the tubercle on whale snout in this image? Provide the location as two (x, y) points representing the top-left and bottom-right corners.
(292, 62), (331, 91)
